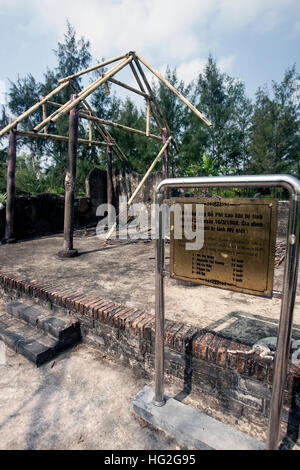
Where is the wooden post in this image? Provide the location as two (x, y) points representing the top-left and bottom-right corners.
(3, 123), (17, 244)
(106, 136), (115, 228)
(58, 95), (79, 258)
(162, 128), (169, 199)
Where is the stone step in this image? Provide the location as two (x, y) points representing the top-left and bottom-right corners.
(6, 301), (81, 340)
(1, 302), (82, 367)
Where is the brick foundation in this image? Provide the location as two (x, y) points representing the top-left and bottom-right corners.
(0, 271), (299, 435)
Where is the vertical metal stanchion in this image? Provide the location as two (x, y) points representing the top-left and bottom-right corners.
(106, 136), (115, 228)
(153, 174), (300, 449)
(154, 193), (166, 407)
(266, 193), (300, 450)
(162, 128), (169, 200)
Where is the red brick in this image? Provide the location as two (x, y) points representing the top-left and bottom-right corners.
(256, 361), (268, 382)
(119, 309), (140, 329)
(90, 300), (106, 318)
(83, 297), (104, 317)
(165, 321), (184, 348)
(78, 296), (95, 315)
(226, 340), (248, 370)
(131, 313), (147, 333)
(206, 334), (221, 363)
(172, 324), (189, 352)
(106, 306), (128, 324)
(216, 337), (231, 367)
(111, 307), (132, 326)
(93, 301), (111, 320)
(31, 282), (47, 297)
(102, 304), (121, 322)
(144, 318), (156, 341)
(191, 332), (206, 357)
(237, 355), (246, 374)
(197, 332), (216, 360)
(94, 300), (112, 321)
(125, 311), (145, 332)
(244, 357), (256, 376)
(135, 314), (154, 338)
(172, 325), (194, 353)
(53, 289), (74, 306)
(96, 302), (116, 321)
(61, 292), (79, 309)
(61, 290), (82, 308)
(70, 293), (88, 310)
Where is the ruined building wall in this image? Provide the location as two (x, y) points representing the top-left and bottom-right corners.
(0, 168), (290, 240)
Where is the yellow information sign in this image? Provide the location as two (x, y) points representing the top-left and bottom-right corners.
(170, 198), (277, 298)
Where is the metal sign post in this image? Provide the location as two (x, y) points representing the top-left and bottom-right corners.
(154, 175), (300, 450)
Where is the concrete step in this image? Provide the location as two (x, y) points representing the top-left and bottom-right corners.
(6, 301), (81, 340)
(1, 302), (82, 367)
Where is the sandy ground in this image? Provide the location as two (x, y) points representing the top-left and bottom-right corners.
(0, 234), (299, 346)
(0, 339), (184, 451)
(0, 283), (265, 453)
(0, 333), (298, 451)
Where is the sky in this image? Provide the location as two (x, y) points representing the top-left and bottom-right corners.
(0, 0), (299, 108)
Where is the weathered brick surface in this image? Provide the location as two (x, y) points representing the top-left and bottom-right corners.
(1, 271), (299, 433)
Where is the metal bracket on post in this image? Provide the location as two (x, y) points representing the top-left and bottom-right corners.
(153, 174), (300, 451)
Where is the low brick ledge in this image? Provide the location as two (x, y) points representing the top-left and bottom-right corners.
(0, 271), (299, 390)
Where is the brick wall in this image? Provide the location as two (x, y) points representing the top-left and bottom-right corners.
(0, 271), (299, 437)
(0, 193), (96, 240)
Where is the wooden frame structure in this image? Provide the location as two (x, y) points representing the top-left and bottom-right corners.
(0, 51), (211, 254)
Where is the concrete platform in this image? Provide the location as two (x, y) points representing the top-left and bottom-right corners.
(132, 386), (265, 451)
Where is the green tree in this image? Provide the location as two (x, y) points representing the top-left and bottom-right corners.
(6, 21), (93, 194)
(153, 67), (191, 140)
(152, 66), (192, 175)
(249, 65), (300, 176)
(14, 153), (46, 195)
(181, 55), (252, 175)
(113, 97), (156, 172)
